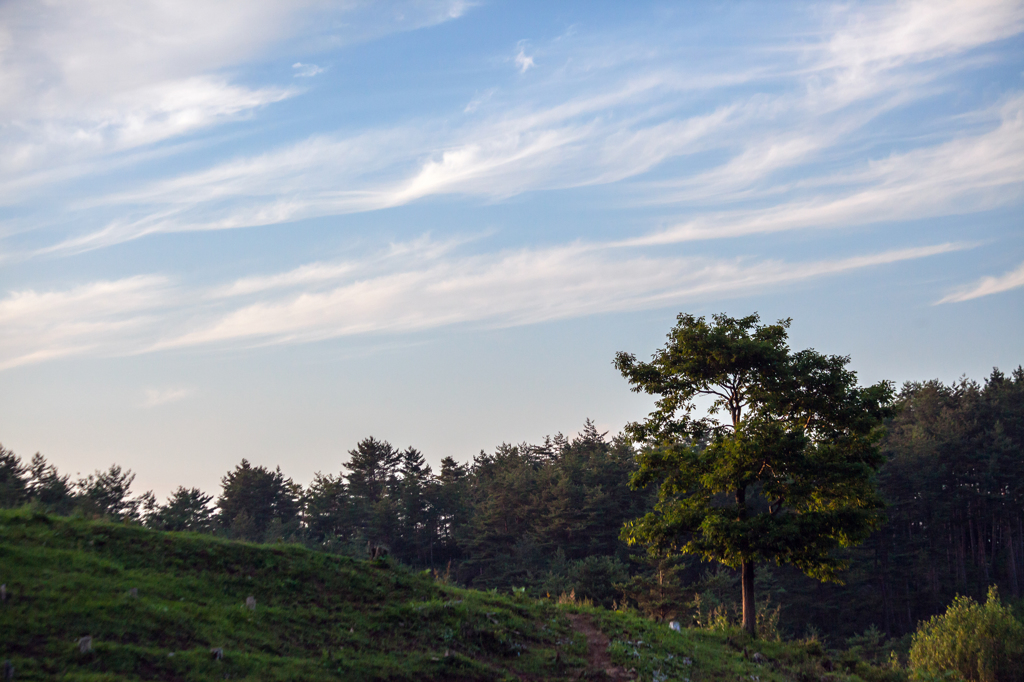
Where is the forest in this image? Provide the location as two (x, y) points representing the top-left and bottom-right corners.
(1, 346), (1022, 649)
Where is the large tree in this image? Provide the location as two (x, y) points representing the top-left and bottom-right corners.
(615, 313), (893, 635)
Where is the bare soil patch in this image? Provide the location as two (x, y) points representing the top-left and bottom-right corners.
(567, 614), (634, 681)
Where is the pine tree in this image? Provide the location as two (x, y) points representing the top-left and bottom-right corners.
(0, 445), (27, 508)
(148, 487), (216, 532)
(303, 472), (353, 548)
(25, 453), (74, 514)
(396, 447), (434, 564)
(76, 465), (141, 520)
(343, 437), (402, 549)
(217, 459), (300, 541)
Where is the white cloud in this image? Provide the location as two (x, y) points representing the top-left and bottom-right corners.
(151, 240), (965, 351)
(0, 236), (965, 370)
(464, 88), (497, 114)
(445, 1), (475, 20)
(49, 80), (742, 250)
(26, 0), (1022, 256)
(937, 261), (1024, 303)
(811, 0), (1024, 108)
(0, 1), (298, 170)
(292, 62), (325, 78)
(0, 79), (295, 195)
(0, 0), (471, 193)
(826, 0), (1024, 70)
(100, 77), (293, 149)
(218, 261), (361, 298)
(0, 275), (172, 370)
(624, 94), (1024, 244)
(515, 43), (536, 73)
(143, 387), (192, 407)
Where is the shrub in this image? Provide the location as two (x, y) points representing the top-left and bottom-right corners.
(909, 586), (1024, 682)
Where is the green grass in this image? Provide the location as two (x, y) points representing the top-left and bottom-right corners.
(0, 510), (906, 681)
(586, 607), (908, 682)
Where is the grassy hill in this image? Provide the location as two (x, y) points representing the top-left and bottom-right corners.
(0, 509), (905, 681)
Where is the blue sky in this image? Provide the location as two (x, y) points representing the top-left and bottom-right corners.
(1, 0), (1022, 498)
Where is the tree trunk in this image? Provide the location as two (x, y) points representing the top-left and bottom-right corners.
(742, 560), (756, 636)
(1008, 522), (1020, 599)
(957, 521), (968, 589)
(735, 483), (755, 637)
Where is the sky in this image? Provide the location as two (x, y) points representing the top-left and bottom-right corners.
(0, 0), (1022, 500)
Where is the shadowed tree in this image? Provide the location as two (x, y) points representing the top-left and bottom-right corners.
(344, 437), (402, 549)
(615, 312), (893, 636)
(25, 453), (75, 514)
(396, 447), (435, 563)
(76, 465), (142, 520)
(0, 445), (27, 508)
(148, 486), (216, 533)
(871, 367), (1024, 631)
(303, 471), (354, 548)
(345, 437), (402, 504)
(431, 456), (470, 567)
(218, 459), (300, 541)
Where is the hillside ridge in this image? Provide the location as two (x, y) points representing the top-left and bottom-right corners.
(0, 510), (901, 681)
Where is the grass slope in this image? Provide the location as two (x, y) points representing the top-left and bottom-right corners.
(0, 510), (904, 681)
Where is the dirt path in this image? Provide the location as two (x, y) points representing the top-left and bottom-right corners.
(566, 614), (634, 681)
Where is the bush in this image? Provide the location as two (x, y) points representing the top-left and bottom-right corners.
(909, 586), (1024, 682)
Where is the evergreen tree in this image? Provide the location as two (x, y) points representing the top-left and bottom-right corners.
(217, 459), (300, 541)
(25, 453), (75, 514)
(343, 437), (403, 549)
(868, 367), (1024, 633)
(303, 472), (354, 548)
(460, 443), (547, 587)
(345, 437), (402, 504)
(148, 486), (216, 533)
(0, 445), (27, 508)
(396, 447), (434, 564)
(431, 456), (470, 567)
(76, 465), (142, 520)
(616, 552), (687, 621)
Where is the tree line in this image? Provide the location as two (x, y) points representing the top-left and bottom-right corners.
(1, 369), (1021, 643)
(0, 421), (649, 602)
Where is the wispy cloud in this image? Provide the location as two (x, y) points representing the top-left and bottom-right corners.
(0, 231), (964, 370)
(515, 42), (536, 73)
(937, 260), (1024, 303)
(154, 241), (965, 351)
(790, 0), (1024, 114)
(0, 1), (297, 180)
(24, 0), (1022, 256)
(823, 0), (1024, 73)
(0, 1), (1018, 373)
(463, 88), (497, 113)
(292, 63), (325, 78)
(0, 0), (471, 197)
(46, 81), (744, 251)
(624, 94), (1024, 244)
(0, 276), (173, 370)
(143, 387), (192, 407)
